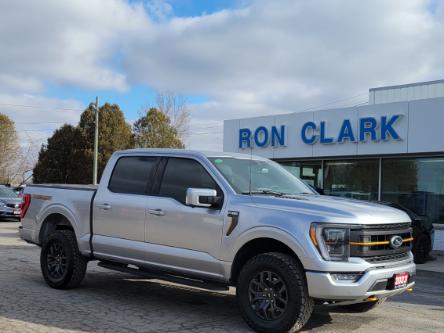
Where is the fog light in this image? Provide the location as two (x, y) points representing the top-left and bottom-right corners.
(331, 273), (362, 282)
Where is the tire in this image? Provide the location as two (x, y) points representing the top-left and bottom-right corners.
(237, 252), (314, 333)
(342, 298), (386, 312)
(413, 233), (431, 264)
(40, 230), (88, 289)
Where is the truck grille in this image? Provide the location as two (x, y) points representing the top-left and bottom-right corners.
(365, 252), (410, 263)
(6, 203), (20, 209)
(350, 223), (413, 260)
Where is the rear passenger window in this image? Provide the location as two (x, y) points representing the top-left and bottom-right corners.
(159, 158), (219, 204)
(109, 157), (158, 194)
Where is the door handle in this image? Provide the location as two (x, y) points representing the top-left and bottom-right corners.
(96, 203), (112, 210)
(147, 208), (164, 216)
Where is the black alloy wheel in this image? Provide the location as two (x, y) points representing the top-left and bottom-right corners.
(45, 239), (68, 281)
(40, 230), (88, 289)
(248, 271), (288, 321)
(237, 252), (314, 333)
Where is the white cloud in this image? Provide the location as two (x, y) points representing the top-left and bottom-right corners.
(124, 0), (443, 104)
(0, 94), (85, 148)
(2, 0), (444, 151)
(0, 0), (150, 92)
(121, 0), (444, 149)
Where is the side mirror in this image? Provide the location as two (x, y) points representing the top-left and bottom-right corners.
(186, 188), (221, 208)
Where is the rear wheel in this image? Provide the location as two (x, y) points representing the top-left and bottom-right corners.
(342, 298), (386, 312)
(413, 233), (431, 264)
(40, 230), (87, 289)
(237, 252), (313, 333)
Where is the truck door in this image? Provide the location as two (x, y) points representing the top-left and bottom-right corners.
(146, 157), (226, 278)
(93, 156), (159, 261)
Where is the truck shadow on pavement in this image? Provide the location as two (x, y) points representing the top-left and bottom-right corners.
(3, 238), (439, 332)
(0, 251), (341, 333)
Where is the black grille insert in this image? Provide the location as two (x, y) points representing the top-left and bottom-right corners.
(365, 252), (410, 263)
(350, 224), (412, 259)
(6, 203), (19, 209)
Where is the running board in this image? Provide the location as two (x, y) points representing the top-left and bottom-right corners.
(97, 260), (229, 291)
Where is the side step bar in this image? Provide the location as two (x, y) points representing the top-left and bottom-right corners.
(97, 260), (229, 291)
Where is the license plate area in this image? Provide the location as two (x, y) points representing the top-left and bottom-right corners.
(392, 273), (410, 289)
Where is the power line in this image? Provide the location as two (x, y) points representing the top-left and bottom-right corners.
(3, 92), (369, 139)
(14, 121), (67, 124)
(298, 92), (368, 112)
(0, 129), (59, 133)
(0, 103), (84, 112)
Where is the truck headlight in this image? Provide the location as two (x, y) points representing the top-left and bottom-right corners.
(310, 223), (350, 261)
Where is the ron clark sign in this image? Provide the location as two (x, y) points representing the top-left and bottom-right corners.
(239, 115), (402, 149)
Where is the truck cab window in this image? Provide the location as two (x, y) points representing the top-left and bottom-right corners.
(159, 158), (220, 205)
(108, 156), (158, 195)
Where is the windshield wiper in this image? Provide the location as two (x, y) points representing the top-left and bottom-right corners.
(242, 189), (287, 197)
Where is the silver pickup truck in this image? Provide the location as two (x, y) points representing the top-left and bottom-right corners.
(20, 149), (415, 333)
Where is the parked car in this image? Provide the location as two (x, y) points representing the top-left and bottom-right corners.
(304, 185), (433, 265)
(0, 185), (22, 220)
(378, 201), (434, 264)
(13, 185), (25, 197)
(19, 149), (415, 333)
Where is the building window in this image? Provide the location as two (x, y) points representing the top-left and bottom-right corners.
(324, 159), (379, 201)
(280, 160), (323, 189)
(382, 157), (444, 224)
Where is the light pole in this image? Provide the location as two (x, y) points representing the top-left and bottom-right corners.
(93, 96), (99, 185)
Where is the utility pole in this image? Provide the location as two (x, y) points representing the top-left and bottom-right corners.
(93, 96), (99, 185)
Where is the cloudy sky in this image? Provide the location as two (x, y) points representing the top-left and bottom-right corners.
(1, 0), (443, 151)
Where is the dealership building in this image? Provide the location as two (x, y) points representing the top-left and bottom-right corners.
(223, 80), (444, 250)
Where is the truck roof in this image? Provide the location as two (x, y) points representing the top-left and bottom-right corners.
(114, 148), (268, 160)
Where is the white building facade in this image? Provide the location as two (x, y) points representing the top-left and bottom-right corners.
(223, 80), (444, 250)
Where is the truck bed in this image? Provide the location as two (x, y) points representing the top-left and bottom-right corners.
(20, 184), (97, 252)
(28, 184), (98, 191)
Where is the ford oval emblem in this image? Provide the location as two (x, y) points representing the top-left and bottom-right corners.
(390, 235), (403, 249)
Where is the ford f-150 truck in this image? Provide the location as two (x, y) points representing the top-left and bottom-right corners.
(19, 149), (415, 333)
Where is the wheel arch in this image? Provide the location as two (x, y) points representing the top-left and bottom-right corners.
(39, 212), (76, 244)
(230, 237), (304, 285)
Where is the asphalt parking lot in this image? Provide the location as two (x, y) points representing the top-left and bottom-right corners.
(1, 221), (444, 333)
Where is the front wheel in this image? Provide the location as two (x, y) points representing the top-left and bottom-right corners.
(237, 252), (314, 333)
(40, 230), (88, 289)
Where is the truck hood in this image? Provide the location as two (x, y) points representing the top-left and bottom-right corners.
(0, 197), (22, 207)
(249, 194), (411, 225)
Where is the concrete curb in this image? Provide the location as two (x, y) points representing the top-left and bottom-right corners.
(416, 251), (444, 274)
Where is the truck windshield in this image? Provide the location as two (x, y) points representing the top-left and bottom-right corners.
(208, 157), (315, 196)
(0, 187), (18, 198)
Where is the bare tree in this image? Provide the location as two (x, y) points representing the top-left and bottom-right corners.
(0, 114), (39, 185)
(0, 114), (20, 184)
(156, 92), (190, 141)
(13, 133), (39, 185)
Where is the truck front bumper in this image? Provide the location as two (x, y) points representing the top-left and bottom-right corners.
(306, 260), (415, 302)
(0, 207), (21, 219)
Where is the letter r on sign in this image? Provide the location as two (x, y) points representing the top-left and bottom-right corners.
(239, 128), (252, 148)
